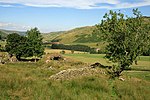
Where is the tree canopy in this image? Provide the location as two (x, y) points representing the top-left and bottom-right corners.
(5, 28), (44, 61)
(26, 27), (44, 59)
(94, 9), (150, 77)
(5, 33), (28, 60)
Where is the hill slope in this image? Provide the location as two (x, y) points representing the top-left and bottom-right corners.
(51, 26), (101, 44)
(42, 31), (65, 42)
(0, 30), (8, 39)
(0, 29), (26, 36)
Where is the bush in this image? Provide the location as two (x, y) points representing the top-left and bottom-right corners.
(71, 50), (74, 54)
(60, 50), (65, 54)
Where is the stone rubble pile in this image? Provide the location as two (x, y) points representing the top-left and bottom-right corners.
(49, 67), (105, 80)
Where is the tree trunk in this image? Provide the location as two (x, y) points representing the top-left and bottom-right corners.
(113, 65), (125, 77)
(16, 55), (21, 61)
(34, 57), (37, 62)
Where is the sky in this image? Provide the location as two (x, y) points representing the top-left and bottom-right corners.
(0, 0), (150, 33)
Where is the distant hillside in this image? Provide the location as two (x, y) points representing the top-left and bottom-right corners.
(0, 30), (8, 39)
(51, 26), (102, 44)
(0, 29), (26, 36)
(42, 31), (65, 42)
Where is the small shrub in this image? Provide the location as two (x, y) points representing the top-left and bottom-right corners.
(60, 50), (65, 54)
(71, 50), (74, 54)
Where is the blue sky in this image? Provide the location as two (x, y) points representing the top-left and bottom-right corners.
(0, 0), (150, 33)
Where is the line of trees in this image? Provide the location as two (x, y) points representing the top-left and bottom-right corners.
(5, 27), (44, 61)
(51, 44), (107, 54)
(51, 44), (91, 52)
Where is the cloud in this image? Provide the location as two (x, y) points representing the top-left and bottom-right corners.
(0, 22), (31, 31)
(0, 4), (15, 7)
(112, 0), (150, 9)
(0, 0), (149, 9)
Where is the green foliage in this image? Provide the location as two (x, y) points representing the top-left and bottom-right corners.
(71, 50), (74, 54)
(60, 50), (65, 54)
(0, 44), (5, 52)
(5, 28), (44, 60)
(27, 27), (44, 58)
(51, 44), (91, 52)
(5, 33), (28, 59)
(95, 9), (150, 77)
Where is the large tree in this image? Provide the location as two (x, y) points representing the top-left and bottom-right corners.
(5, 33), (28, 60)
(5, 28), (44, 61)
(26, 27), (44, 61)
(95, 9), (150, 77)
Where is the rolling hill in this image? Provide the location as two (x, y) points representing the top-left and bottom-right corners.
(0, 29), (26, 36)
(50, 26), (102, 44)
(42, 31), (65, 42)
(0, 30), (8, 39)
(43, 26), (106, 49)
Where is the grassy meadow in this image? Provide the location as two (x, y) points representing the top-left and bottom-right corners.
(0, 49), (150, 100)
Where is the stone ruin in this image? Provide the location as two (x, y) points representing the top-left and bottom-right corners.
(50, 54), (64, 60)
(49, 67), (105, 81)
(0, 53), (18, 64)
(45, 53), (65, 63)
(9, 56), (18, 62)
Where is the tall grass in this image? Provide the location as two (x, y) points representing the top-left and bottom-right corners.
(0, 54), (149, 99)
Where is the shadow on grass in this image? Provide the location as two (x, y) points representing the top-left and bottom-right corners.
(90, 62), (150, 72)
(18, 58), (40, 62)
(125, 68), (150, 72)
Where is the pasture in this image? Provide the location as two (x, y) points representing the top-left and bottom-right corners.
(63, 53), (150, 66)
(0, 50), (149, 99)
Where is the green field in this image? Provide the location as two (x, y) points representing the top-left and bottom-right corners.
(0, 52), (150, 99)
(64, 53), (110, 65)
(63, 53), (150, 66)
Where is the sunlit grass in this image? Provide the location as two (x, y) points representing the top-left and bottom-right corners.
(63, 53), (112, 66)
(0, 62), (149, 99)
(45, 48), (85, 54)
(0, 52), (149, 99)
